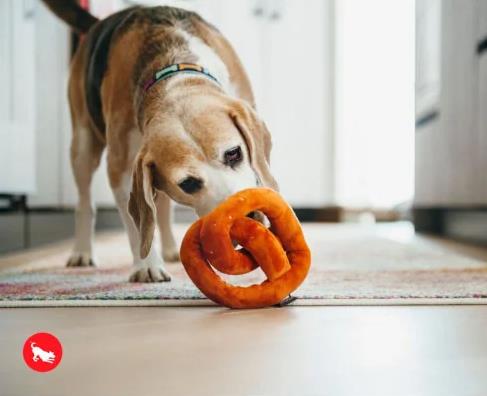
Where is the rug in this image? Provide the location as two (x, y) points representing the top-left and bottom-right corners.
(1, 223), (487, 306)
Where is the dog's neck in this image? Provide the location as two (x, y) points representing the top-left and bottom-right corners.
(135, 67), (225, 133)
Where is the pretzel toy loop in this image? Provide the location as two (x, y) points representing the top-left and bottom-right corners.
(180, 188), (311, 308)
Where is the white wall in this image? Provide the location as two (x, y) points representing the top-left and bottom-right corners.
(334, 0), (415, 208)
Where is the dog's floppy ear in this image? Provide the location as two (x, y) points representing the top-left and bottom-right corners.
(230, 102), (279, 190)
(128, 152), (157, 259)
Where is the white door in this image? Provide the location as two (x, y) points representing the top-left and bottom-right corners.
(261, 0), (333, 207)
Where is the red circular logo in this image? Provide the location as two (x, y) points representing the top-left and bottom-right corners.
(23, 332), (63, 372)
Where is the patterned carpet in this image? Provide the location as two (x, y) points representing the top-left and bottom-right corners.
(1, 223), (487, 306)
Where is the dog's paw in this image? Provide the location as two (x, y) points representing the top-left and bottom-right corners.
(67, 252), (96, 267)
(129, 265), (171, 283)
(163, 247), (180, 263)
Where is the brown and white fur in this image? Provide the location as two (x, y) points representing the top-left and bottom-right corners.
(43, 1), (278, 282)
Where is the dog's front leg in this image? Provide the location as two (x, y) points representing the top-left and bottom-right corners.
(156, 192), (180, 262)
(110, 171), (171, 283)
(67, 127), (104, 267)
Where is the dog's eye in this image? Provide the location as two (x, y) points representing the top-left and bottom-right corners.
(224, 146), (242, 167)
(178, 177), (203, 194)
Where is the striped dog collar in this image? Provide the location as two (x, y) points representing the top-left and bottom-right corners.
(143, 63), (220, 92)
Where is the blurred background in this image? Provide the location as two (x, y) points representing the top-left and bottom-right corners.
(7, 0), (482, 254)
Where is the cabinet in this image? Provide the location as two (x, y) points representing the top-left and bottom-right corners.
(0, 0), (36, 195)
(476, 0), (487, 205)
(415, 0), (487, 207)
(258, 0), (333, 207)
(29, 2), (71, 207)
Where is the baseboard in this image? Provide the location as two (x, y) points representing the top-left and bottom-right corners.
(0, 209), (124, 255)
(413, 207), (487, 244)
(293, 206), (342, 222)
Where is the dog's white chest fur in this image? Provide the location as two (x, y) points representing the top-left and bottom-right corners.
(176, 30), (236, 96)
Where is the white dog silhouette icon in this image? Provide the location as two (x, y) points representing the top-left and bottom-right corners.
(31, 342), (56, 364)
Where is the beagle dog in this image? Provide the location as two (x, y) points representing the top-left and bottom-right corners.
(43, 1), (278, 282)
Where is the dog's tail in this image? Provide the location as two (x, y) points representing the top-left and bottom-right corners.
(41, 0), (99, 34)
(31, 342), (36, 349)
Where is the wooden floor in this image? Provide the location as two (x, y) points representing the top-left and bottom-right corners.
(1, 223), (487, 395)
(2, 306), (487, 395)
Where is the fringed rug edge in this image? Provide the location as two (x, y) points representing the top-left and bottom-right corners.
(2, 297), (487, 308)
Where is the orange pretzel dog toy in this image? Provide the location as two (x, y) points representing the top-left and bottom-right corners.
(180, 188), (311, 308)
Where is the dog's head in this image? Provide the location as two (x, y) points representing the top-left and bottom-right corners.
(128, 89), (278, 258)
